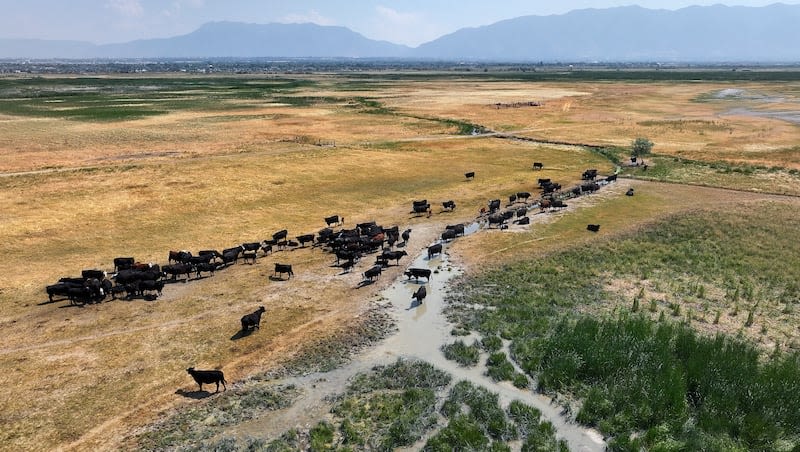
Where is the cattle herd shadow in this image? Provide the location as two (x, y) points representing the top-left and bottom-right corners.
(268, 276), (289, 282)
(355, 279), (375, 289)
(174, 388), (216, 400)
(405, 298), (423, 310)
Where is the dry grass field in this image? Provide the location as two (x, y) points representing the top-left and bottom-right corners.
(0, 72), (799, 451)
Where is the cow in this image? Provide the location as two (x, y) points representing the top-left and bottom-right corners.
(446, 223), (465, 236)
(552, 199), (568, 209)
(412, 200), (430, 215)
(587, 224), (601, 232)
(581, 183), (600, 193)
(442, 200), (456, 211)
(339, 259), (355, 273)
(241, 306), (266, 331)
(296, 234), (315, 247)
(163, 263), (193, 281)
(113, 257), (135, 272)
(441, 229), (457, 242)
(81, 269), (106, 280)
(324, 215), (343, 227)
(404, 268), (432, 281)
(533, 162), (544, 170)
(427, 243), (442, 259)
(382, 250), (408, 266)
(488, 214), (506, 228)
(46, 282), (80, 302)
(241, 242), (262, 252)
(488, 199), (501, 213)
(195, 262), (217, 278)
(189, 254), (215, 266)
(465, 171), (475, 180)
(363, 265), (382, 281)
(401, 229), (411, 244)
(516, 192), (531, 202)
(139, 279), (165, 297)
(606, 174), (618, 183)
(516, 208), (527, 218)
(272, 229), (288, 242)
(515, 216), (531, 225)
(186, 367), (226, 392)
(537, 178), (551, 187)
(221, 249), (240, 266)
(198, 250), (221, 260)
(582, 169), (598, 180)
(626, 188), (635, 196)
(412, 286), (427, 304)
(260, 243), (273, 255)
(241, 250), (258, 264)
(508, 194), (517, 204)
(168, 250), (192, 264)
(274, 263), (293, 279)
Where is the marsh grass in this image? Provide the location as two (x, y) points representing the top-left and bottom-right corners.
(441, 340), (481, 367)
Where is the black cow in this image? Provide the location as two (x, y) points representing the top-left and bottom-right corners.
(587, 224), (601, 232)
(272, 229), (288, 242)
(446, 223), (465, 236)
(581, 183), (600, 193)
(508, 194), (517, 204)
(412, 200), (431, 215)
(325, 215), (343, 227)
(241, 242), (261, 252)
(186, 367), (226, 392)
(515, 216), (531, 225)
(241, 250), (258, 264)
(626, 188), (635, 196)
(46, 282), (80, 302)
(81, 269), (106, 280)
(221, 249), (240, 266)
(552, 199), (568, 209)
(441, 229), (457, 242)
(465, 171), (475, 180)
(195, 262), (217, 278)
(533, 162), (544, 170)
(363, 265), (382, 281)
(139, 279), (165, 297)
(401, 229), (411, 244)
(582, 169), (598, 180)
(296, 234), (315, 247)
(274, 263), (293, 279)
(404, 268), (432, 281)
(537, 178), (551, 187)
(606, 174), (618, 183)
(412, 286), (427, 304)
(488, 214), (506, 228)
(260, 243), (273, 255)
(241, 306), (266, 331)
(163, 263), (193, 281)
(516, 208), (527, 218)
(382, 250), (408, 265)
(198, 250), (221, 259)
(168, 250), (192, 264)
(427, 243), (442, 259)
(488, 199), (501, 213)
(516, 192), (531, 202)
(113, 257), (135, 272)
(442, 200), (456, 211)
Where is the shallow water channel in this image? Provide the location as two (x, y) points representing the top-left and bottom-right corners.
(234, 237), (605, 450)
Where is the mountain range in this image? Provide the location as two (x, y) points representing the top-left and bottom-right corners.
(2, 4), (800, 62)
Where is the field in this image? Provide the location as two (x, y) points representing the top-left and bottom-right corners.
(1, 70), (799, 451)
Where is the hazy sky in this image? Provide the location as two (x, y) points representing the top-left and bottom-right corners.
(1, 1), (797, 46)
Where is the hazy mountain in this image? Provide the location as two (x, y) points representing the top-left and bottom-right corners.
(2, 4), (800, 62)
(414, 4), (800, 62)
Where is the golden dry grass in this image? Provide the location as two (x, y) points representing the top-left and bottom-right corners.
(1, 73), (799, 451)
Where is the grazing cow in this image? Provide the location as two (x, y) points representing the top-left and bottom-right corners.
(502, 210), (515, 221)
(272, 229), (288, 242)
(442, 200), (456, 211)
(412, 286), (427, 304)
(542, 182), (561, 194)
(404, 268), (432, 281)
(552, 200), (568, 209)
(274, 263), (293, 279)
(221, 249), (240, 266)
(626, 188), (635, 196)
(582, 169), (598, 180)
(581, 183), (600, 193)
(186, 367), (227, 392)
(606, 174), (618, 183)
(46, 282), (80, 302)
(488, 199), (501, 213)
(189, 254), (215, 266)
(363, 265), (382, 281)
(296, 234), (315, 247)
(412, 200), (431, 215)
(465, 171), (475, 180)
(241, 306), (266, 331)
(241, 250), (258, 264)
(382, 250), (408, 265)
(401, 229), (411, 244)
(508, 194), (517, 204)
(537, 178), (551, 187)
(324, 215), (343, 227)
(427, 243), (442, 259)
(241, 242), (262, 252)
(441, 229), (457, 242)
(169, 250), (192, 264)
(82, 269), (106, 281)
(260, 243), (273, 255)
(515, 216), (531, 225)
(516, 192), (531, 202)
(516, 208), (527, 218)
(113, 257), (135, 272)
(446, 223), (465, 236)
(317, 228), (335, 244)
(533, 162), (544, 170)
(199, 250), (221, 259)
(340, 259), (355, 273)
(587, 224), (601, 232)
(139, 279), (165, 297)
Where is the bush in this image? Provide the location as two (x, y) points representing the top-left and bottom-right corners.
(441, 340), (481, 367)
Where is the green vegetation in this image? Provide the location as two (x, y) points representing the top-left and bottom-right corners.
(447, 204), (800, 449)
(631, 137), (654, 157)
(441, 339), (481, 366)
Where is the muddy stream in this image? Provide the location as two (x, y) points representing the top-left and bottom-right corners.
(230, 219), (605, 451)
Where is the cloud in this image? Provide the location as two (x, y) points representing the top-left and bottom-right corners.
(280, 9), (336, 26)
(106, 0), (144, 17)
(375, 5), (418, 26)
(366, 5), (442, 46)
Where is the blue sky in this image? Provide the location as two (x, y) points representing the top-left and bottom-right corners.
(1, 1), (796, 46)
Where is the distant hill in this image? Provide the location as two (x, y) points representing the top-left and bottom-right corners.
(414, 4), (800, 62)
(3, 4), (800, 62)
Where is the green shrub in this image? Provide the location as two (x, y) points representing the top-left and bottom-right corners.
(441, 340), (481, 367)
